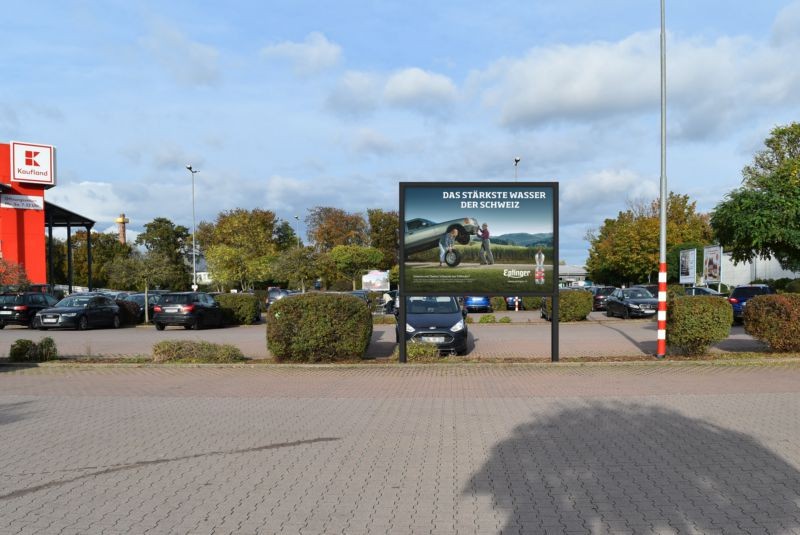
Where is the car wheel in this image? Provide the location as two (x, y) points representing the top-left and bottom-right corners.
(0, 322), (4, 330)
(155, 322), (165, 331)
(77, 316), (89, 330)
(30, 317), (40, 329)
(623, 308), (630, 320)
(190, 316), (202, 330)
(445, 249), (461, 267)
(112, 315), (120, 329)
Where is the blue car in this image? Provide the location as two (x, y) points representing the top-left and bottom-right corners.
(464, 296), (492, 313)
(728, 284), (774, 323)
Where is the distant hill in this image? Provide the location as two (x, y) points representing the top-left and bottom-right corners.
(493, 232), (553, 247)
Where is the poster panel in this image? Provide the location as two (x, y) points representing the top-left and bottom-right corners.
(679, 249), (697, 285)
(703, 245), (722, 284)
(362, 270), (390, 291)
(400, 182), (557, 295)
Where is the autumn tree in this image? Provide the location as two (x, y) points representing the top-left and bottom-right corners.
(712, 122), (800, 271)
(270, 246), (320, 292)
(0, 259), (30, 287)
(66, 231), (132, 288)
(135, 218), (191, 290)
(305, 207), (368, 252)
(44, 236), (68, 284)
(329, 245), (383, 290)
(367, 208), (398, 270)
(586, 193), (713, 286)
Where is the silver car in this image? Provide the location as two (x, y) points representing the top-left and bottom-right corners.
(404, 217), (479, 257)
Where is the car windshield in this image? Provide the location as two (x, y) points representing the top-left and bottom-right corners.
(161, 294), (193, 304)
(0, 294), (24, 305)
(596, 287), (615, 296)
(56, 296), (93, 307)
(732, 287), (769, 298)
(623, 289), (652, 299)
(406, 297), (460, 314)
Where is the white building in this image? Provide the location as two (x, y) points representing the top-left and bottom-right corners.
(718, 253), (800, 287)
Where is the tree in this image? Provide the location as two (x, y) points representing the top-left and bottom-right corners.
(305, 207), (368, 251)
(44, 236), (68, 284)
(0, 259), (30, 287)
(329, 245), (383, 290)
(65, 231), (132, 288)
(135, 218), (191, 290)
(106, 251), (185, 320)
(273, 220), (300, 251)
(367, 209), (398, 270)
(586, 193), (713, 286)
(270, 246), (320, 292)
(711, 123), (800, 271)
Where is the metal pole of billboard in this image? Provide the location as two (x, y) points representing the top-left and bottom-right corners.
(552, 182), (560, 362)
(186, 165), (199, 291)
(656, 0), (668, 359)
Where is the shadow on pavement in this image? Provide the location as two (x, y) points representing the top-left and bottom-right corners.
(0, 400), (35, 426)
(598, 322), (658, 355)
(365, 326), (397, 359)
(465, 404), (800, 533)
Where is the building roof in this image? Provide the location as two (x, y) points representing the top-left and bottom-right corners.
(45, 201), (95, 228)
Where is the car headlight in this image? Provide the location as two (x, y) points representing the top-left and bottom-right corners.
(628, 304), (640, 309)
(450, 319), (465, 332)
(61, 312), (77, 317)
(406, 323), (416, 333)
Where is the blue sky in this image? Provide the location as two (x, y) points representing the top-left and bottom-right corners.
(2, 1), (800, 265)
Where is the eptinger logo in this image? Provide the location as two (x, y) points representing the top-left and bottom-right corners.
(10, 141), (56, 186)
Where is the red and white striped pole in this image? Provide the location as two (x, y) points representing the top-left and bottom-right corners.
(657, 0), (668, 359)
(657, 263), (667, 357)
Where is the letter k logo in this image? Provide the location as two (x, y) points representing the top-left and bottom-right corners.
(25, 150), (40, 167)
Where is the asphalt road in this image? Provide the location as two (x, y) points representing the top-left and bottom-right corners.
(0, 312), (765, 360)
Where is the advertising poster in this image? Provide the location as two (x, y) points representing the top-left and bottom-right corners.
(679, 249), (697, 285)
(362, 270), (390, 291)
(400, 182), (557, 295)
(703, 245), (722, 284)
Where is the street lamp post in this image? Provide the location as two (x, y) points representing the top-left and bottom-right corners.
(514, 157), (521, 180)
(185, 164), (199, 291)
(294, 215), (301, 248)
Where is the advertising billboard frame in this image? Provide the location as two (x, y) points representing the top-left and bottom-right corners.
(398, 181), (560, 362)
(703, 245), (722, 285)
(679, 248), (697, 285)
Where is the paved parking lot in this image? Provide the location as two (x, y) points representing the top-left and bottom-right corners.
(0, 313), (766, 360)
(2, 363), (800, 534)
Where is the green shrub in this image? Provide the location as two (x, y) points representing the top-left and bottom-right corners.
(786, 279), (800, 294)
(8, 337), (58, 362)
(667, 284), (685, 300)
(521, 296), (541, 310)
(373, 314), (397, 325)
(490, 297), (506, 311)
(465, 315), (474, 324)
(115, 299), (140, 325)
(404, 342), (440, 362)
(214, 293), (261, 325)
(267, 293), (372, 362)
(152, 340), (246, 363)
(667, 296), (732, 355)
(479, 314), (497, 323)
(542, 290), (593, 322)
(498, 316), (511, 323)
(743, 294), (800, 351)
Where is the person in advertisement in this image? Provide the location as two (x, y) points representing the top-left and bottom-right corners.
(438, 228), (459, 267)
(478, 223), (495, 265)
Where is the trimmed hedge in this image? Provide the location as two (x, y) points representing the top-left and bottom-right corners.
(9, 337), (58, 362)
(115, 299), (140, 325)
(521, 296), (541, 310)
(152, 340), (246, 363)
(490, 297), (506, 311)
(542, 290), (593, 322)
(214, 293), (261, 325)
(479, 314), (497, 323)
(267, 293), (373, 362)
(744, 294), (800, 352)
(667, 296), (732, 355)
(403, 342), (440, 362)
(786, 279), (800, 294)
(667, 284), (685, 300)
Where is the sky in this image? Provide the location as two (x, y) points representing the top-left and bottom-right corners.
(2, 0), (799, 265)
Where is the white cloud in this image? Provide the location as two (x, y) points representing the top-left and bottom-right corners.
(771, 0), (800, 46)
(351, 128), (394, 156)
(141, 20), (220, 86)
(384, 68), (458, 113)
(261, 32), (341, 75)
(561, 169), (659, 225)
(325, 71), (381, 115)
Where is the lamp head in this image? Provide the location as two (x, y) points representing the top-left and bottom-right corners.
(514, 157), (521, 165)
(186, 164), (194, 171)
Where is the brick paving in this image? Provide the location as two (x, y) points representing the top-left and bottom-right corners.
(2, 363), (800, 534)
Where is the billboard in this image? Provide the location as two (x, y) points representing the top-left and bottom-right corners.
(362, 270), (390, 291)
(400, 182), (557, 295)
(679, 248), (697, 285)
(703, 245), (722, 284)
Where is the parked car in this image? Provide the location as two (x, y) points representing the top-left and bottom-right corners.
(397, 295), (468, 355)
(265, 287), (293, 309)
(124, 293), (163, 323)
(0, 292), (59, 328)
(728, 284), (775, 323)
(605, 287), (658, 319)
(464, 296), (492, 313)
(685, 286), (724, 297)
(631, 284), (659, 297)
(589, 286), (616, 311)
(505, 296), (525, 310)
(34, 293), (121, 330)
(153, 292), (224, 330)
(404, 217), (479, 257)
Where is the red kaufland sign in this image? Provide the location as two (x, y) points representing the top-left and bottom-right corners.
(11, 141), (56, 186)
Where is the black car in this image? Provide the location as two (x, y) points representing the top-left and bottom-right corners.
(0, 292), (59, 328)
(124, 293), (163, 323)
(153, 292), (224, 330)
(35, 293), (121, 330)
(397, 296), (468, 355)
(589, 286), (616, 311)
(605, 287), (658, 319)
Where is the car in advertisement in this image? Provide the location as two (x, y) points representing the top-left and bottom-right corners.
(404, 217), (479, 264)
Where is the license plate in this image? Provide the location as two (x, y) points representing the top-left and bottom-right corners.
(0, 311), (11, 315)
(165, 307), (179, 313)
(643, 309), (656, 314)
(42, 318), (57, 323)
(424, 337), (445, 344)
